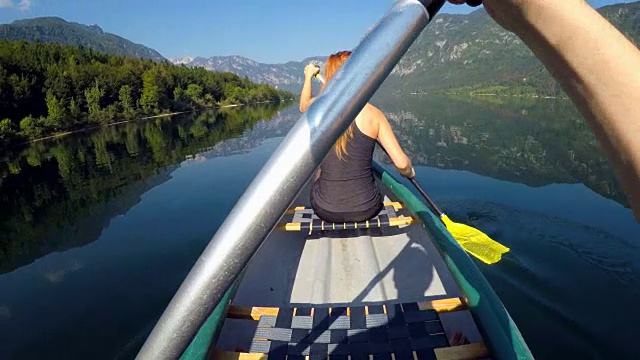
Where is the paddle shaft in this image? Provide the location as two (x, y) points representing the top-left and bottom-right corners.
(408, 177), (445, 217)
(375, 140), (446, 217)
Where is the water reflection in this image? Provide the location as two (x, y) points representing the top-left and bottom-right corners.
(373, 94), (625, 207)
(0, 95), (637, 360)
(0, 103), (292, 274)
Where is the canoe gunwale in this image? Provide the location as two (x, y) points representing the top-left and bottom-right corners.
(372, 161), (534, 360)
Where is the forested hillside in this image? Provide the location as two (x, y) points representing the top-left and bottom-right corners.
(380, 1), (640, 96)
(0, 41), (292, 148)
(0, 17), (166, 61)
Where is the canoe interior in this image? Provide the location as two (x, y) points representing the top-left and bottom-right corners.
(210, 170), (486, 358)
(177, 164), (532, 360)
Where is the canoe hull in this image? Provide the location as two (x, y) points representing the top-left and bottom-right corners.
(181, 162), (532, 360)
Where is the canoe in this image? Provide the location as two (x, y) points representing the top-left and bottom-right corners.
(178, 161), (532, 360)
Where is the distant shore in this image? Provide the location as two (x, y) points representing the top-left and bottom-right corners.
(6, 100), (292, 150)
(18, 110), (194, 147)
(409, 92), (570, 100)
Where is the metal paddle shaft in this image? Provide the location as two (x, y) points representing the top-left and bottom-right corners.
(136, 1), (447, 359)
(409, 177), (445, 217)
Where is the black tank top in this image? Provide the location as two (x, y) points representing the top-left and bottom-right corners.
(311, 123), (381, 214)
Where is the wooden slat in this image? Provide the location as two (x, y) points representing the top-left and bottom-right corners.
(388, 217), (414, 227)
(212, 346), (488, 360)
(434, 342), (489, 360)
(384, 201), (404, 211)
(210, 350), (267, 360)
(284, 222), (301, 231)
(417, 297), (467, 313)
(226, 306), (279, 321)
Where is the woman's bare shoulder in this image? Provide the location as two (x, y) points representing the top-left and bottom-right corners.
(355, 103), (384, 138)
(358, 103), (384, 122)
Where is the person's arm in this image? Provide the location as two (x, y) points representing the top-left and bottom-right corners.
(450, 0), (640, 220)
(299, 64), (319, 113)
(371, 104), (416, 178)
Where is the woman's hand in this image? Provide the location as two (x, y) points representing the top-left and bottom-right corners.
(304, 64), (320, 80)
(401, 166), (416, 179)
(300, 64), (319, 112)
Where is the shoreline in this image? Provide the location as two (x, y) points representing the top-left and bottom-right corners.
(13, 110), (194, 147)
(2, 99), (294, 151)
(408, 92), (570, 100)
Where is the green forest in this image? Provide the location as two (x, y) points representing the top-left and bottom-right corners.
(0, 40), (292, 148)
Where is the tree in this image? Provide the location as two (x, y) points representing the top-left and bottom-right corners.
(119, 85), (135, 117)
(185, 83), (203, 108)
(19, 115), (44, 139)
(85, 82), (104, 120)
(204, 93), (214, 106)
(0, 118), (17, 146)
(45, 90), (67, 129)
(173, 86), (185, 109)
(140, 69), (162, 114)
(69, 98), (82, 120)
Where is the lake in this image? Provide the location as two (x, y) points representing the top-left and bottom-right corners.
(1, 96), (638, 359)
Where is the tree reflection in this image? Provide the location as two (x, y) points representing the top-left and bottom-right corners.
(0, 103), (291, 273)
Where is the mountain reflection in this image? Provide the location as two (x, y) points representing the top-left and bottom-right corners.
(373, 94), (624, 206)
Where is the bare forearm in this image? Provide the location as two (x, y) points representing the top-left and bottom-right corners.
(299, 77), (313, 112)
(516, 0), (640, 218)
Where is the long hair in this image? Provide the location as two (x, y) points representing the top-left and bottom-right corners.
(323, 50), (353, 160)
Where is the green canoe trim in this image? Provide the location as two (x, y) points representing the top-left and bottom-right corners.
(374, 162), (534, 360)
(179, 282), (237, 360)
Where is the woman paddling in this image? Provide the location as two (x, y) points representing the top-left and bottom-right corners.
(299, 50), (415, 223)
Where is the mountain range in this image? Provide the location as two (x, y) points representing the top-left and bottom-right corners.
(169, 55), (326, 93)
(171, 1), (640, 96)
(0, 17), (166, 62)
(380, 1), (640, 96)
(1, 1), (638, 95)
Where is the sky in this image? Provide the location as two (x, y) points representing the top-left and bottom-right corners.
(0, 0), (634, 63)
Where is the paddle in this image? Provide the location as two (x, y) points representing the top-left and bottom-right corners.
(407, 177), (509, 264)
(376, 141), (509, 264)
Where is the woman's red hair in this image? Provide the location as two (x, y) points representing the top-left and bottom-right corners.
(323, 50), (353, 160)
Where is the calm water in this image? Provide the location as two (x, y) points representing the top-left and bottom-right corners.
(1, 97), (638, 359)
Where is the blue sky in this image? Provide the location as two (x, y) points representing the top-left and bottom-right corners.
(0, 0), (633, 63)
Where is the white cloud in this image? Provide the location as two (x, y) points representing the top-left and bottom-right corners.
(17, 0), (31, 11)
(0, 0), (32, 11)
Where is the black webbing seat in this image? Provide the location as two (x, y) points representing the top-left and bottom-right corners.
(282, 202), (413, 232)
(214, 299), (489, 360)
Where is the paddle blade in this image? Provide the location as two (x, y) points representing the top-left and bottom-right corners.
(441, 215), (510, 265)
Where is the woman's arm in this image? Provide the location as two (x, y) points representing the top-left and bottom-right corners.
(299, 64), (320, 113)
(450, 0), (640, 220)
(370, 105), (416, 178)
